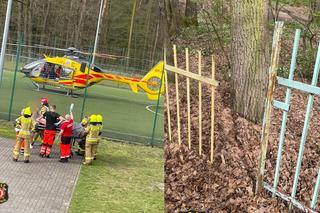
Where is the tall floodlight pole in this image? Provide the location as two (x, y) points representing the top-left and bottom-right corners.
(0, 0), (13, 85)
(92, 0), (104, 66)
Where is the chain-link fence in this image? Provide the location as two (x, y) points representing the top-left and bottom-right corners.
(0, 37), (164, 147)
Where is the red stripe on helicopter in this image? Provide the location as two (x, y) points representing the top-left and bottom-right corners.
(74, 74), (93, 80)
(74, 79), (87, 84)
(92, 74), (104, 78)
(124, 78), (140, 82)
(103, 74), (113, 79)
(60, 81), (73, 85)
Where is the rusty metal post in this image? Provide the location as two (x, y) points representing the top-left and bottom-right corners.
(256, 21), (284, 194)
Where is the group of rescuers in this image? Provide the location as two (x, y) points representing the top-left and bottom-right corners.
(12, 97), (103, 165)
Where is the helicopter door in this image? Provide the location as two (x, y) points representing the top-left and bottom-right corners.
(59, 66), (74, 80)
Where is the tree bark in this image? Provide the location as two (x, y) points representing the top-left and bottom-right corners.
(185, 0), (198, 26)
(40, 0), (52, 45)
(26, 0), (33, 58)
(75, 0), (87, 47)
(311, 0), (320, 11)
(231, 0), (270, 123)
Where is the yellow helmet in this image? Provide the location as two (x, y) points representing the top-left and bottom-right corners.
(90, 114), (97, 123)
(97, 114), (103, 123)
(81, 117), (89, 125)
(24, 107), (32, 116)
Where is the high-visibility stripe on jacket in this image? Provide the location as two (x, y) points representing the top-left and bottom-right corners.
(16, 117), (34, 137)
(40, 105), (49, 115)
(85, 125), (100, 143)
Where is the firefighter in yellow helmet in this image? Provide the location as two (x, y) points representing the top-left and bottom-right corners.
(93, 114), (103, 160)
(83, 115), (100, 165)
(15, 108), (26, 155)
(13, 107), (35, 163)
(81, 116), (89, 127)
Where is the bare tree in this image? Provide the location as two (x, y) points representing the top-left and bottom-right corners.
(231, 0), (270, 122)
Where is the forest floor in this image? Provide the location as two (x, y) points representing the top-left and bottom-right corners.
(164, 52), (320, 212)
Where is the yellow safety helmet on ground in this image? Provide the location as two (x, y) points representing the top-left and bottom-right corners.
(24, 107), (32, 116)
(90, 114), (97, 123)
(97, 114), (103, 123)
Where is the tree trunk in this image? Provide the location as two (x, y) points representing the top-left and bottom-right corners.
(40, 0), (52, 45)
(185, 0), (198, 26)
(311, 0), (320, 11)
(75, 0), (87, 47)
(165, 0), (183, 34)
(17, 1), (23, 40)
(231, 0), (270, 123)
(27, 0), (33, 58)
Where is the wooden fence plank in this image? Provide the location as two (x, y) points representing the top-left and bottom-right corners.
(164, 49), (172, 141)
(186, 48), (191, 149)
(173, 45), (182, 145)
(210, 56), (215, 163)
(165, 64), (219, 87)
(198, 51), (202, 155)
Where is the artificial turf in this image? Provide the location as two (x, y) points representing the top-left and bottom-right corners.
(0, 68), (164, 146)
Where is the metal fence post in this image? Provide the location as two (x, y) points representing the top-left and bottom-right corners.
(150, 64), (164, 147)
(80, 50), (93, 121)
(8, 34), (23, 121)
(272, 29), (301, 197)
(290, 40), (320, 202)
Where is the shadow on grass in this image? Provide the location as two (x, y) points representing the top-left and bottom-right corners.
(92, 153), (143, 169)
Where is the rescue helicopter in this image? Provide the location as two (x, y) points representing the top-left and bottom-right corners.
(21, 48), (164, 100)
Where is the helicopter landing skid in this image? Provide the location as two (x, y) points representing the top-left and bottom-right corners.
(32, 85), (79, 98)
(32, 82), (40, 91)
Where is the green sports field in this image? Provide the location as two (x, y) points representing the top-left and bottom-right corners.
(0, 66), (164, 146)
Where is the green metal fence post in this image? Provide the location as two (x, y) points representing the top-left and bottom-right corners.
(8, 34), (23, 121)
(150, 65), (164, 147)
(80, 50), (93, 121)
(53, 37), (57, 56)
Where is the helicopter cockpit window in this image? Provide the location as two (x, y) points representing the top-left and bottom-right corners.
(30, 61), (45, 78)
(39, 62), (52, 78)
(60, 66), (73, 80)
(92, 65), (102, 73)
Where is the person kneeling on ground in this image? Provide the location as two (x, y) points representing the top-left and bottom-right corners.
(58, 112), (74, 163)
(75, 116), (89, 156)
(13, 107), (35, 163)
(40, 105), (64, 158)
(83, 115), (100, 165)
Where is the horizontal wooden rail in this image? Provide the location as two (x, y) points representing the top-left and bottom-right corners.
(165, 64), (219, 87)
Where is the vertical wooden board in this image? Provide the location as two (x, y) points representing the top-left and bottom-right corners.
(173, 45), (182, 145)
(210, 56), (215, 163)
(164, 49), (172, 141)
(198, 51), (202, 155)
(186, 48), (191, 149)
(256, 22), (284, 194)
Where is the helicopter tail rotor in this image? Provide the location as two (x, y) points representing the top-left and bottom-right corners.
(137, 61), (164, 100)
